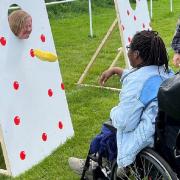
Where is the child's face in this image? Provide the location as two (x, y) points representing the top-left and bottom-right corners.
(18, 16), (32, 39)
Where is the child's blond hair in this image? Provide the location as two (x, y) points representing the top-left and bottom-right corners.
(8, 10), (31, 36)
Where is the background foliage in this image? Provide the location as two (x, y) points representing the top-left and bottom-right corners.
(45, 0), (158, 18)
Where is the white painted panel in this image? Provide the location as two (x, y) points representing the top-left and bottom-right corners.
(0, 0), (74, 176)
(114, 0), (151, 68)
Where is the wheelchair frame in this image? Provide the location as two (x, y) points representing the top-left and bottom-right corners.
(81, 147), (178, 180)
(80, 115), (180, 180)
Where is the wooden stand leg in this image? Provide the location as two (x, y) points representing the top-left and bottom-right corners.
(77, 18), (118, 85)
(78, 83), (120, 92)
(0, 126), (11, 176)
(109, 48), (123, 68)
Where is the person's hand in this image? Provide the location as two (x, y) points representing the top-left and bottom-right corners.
(173, 53), (180, 67)
(99, 67), (123, 86)
(99, 69), (114, 86)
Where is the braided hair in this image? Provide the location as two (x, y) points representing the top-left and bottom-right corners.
(130, 30), (169, 71)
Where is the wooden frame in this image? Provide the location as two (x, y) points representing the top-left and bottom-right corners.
(77, 18), (125, 91)
(113, 0), (130, 69)
(77, 0), (151, 90)
(0, 126), (11, 176)
(0, 0), (75, 177)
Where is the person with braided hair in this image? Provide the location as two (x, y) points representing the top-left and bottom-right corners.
(171, 18), (180, 67)
(68, 30), (174, 178)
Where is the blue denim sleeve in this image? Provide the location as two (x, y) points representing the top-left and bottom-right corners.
(110, 95), (144, 132)
(110, 77), (145, 132)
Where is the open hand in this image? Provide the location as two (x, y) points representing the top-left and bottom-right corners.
(99, 69), (113, 86)
(99, 67), (123, 86)
(173, 53), (180, 67)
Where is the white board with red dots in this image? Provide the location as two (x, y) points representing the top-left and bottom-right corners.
(0, 0), (74, 177)
(114, 0), (151, 68)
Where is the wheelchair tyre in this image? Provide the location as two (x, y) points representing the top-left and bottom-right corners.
(111, 148), (177, 180)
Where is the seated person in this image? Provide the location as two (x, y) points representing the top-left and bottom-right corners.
(68, 30), (174, 178)
(171, 17), (180, 67)
(8, 9), (32, 39)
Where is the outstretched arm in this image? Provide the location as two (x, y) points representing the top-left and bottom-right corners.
(99, 67), (124, 86)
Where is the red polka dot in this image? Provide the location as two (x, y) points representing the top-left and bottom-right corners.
(20, 151), (26, 160)
(14, 116), (20, 125)
(127, 10), (130, 16)
(42, 133), (47, 141)
(30, 49), (35, 57)
(58, 121), (63, 129)
(61, 83), (65, 90)
(48, 89), (53, 97)
(134, 15), (137, 21)
(40, 34), (46, 42)
(128, 37), (131, 43)
(0, 37), (6, 46)
(13, 81), (19, 90)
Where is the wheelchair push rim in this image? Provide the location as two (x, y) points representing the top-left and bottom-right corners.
(111, 148), (177, 180)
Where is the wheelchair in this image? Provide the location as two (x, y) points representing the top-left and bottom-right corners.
(80, 111), (180, 180)
(79, 72), (180, 180)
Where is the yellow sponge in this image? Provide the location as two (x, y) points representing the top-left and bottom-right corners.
(34, 49), (58, 62)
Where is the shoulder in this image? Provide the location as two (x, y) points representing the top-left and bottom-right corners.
(139, 67), (173, 106)
(139, 76), (163, 106)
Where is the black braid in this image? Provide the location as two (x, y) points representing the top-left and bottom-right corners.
(130, 30), (169, 72)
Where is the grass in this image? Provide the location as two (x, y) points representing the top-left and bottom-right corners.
(0, 0), (180, 179)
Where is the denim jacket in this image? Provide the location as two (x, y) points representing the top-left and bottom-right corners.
(110, 65), (174, 168)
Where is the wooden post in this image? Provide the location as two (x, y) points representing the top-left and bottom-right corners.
(0, 169), (10, 176)
(78, 83), (120, 92)
(109, 48), (123, 68)
(170, 0), (173, 12)
(77, 18), (118, 85)
(150, 0), (153, 18)
(0, 125), (11, 176)
(113, 0), (130, 68)
(88, 0), (93, 37)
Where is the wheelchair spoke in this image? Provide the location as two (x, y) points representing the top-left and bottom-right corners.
(131, 161), (142, 180)
(129, 166), (141, 180)
(107, 149), (175, 180)
(146, 160), (154, 176)
(154, 171), (161, 180)
(133, 155), (166, 180)
(156, 174), (163, 180)
(140, 155), (147, 177)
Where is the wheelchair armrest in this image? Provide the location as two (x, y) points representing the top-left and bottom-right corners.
(103, 120), (117, 133)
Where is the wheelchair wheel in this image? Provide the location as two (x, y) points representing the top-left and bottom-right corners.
(111, 148), (177, 180)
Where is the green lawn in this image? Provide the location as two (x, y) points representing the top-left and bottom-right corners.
(0, 0), (180, 179)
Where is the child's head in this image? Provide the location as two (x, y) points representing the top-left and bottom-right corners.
(128, 30), (169, 71)
(8, 10), (32, 39)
